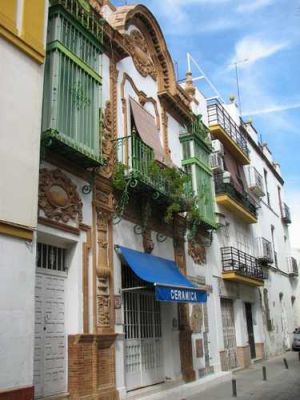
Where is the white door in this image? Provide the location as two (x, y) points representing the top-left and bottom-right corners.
(221, 298), (238, 370)
(124, 291), (164, 391)
(34, 243), (67, 398)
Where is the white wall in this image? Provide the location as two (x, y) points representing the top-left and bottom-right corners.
(0, 235), (36, 389)
(0, 38), (44, 228)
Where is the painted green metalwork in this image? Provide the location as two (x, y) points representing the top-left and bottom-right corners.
(42, 3), (103, 167)
(116, 135), (172, 197)
(49, 0), (104, 46)
(180, 114), (216, 229)
(195, 166), (216, 228)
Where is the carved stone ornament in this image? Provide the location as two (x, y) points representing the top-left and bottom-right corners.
(188, 240), (206, 265)
(190, 304), (203, 333)
(125, 29), (157, 80)
(39, 168), (83, 223)
(100, 101), (114, 178)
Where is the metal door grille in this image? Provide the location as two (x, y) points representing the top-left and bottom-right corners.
(37, 243), (66, 272)
(122, 265), (163, 390)
(221, 298), (238, 370)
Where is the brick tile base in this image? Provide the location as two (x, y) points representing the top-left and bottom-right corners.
(68, 334), (119, 400)
(255, 342), (265, 359)
(237, 345), (251, 368)
(0, 386), (34, 400)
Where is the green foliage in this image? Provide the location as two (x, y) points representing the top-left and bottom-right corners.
(148, 160), (192, 223)
(112, 162), (127, 191)
(112, 159), (206, 237)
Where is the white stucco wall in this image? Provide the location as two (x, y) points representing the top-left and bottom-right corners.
(0, 235), (36, 389)
(0, 37), (44, 228)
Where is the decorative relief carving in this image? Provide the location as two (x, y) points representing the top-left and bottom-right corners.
(96, 209), (112, 330)
(39, 168), (82, 224)
(191, 304), (203, 333)
(97, 295), (111, 328)
(125, 29), (157, 80)
(143, 230), (154, 254)
(161, 109), (170, 159)
(188, 240), (206, 265)
(100, 101), (114, 178)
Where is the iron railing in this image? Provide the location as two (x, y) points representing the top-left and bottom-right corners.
(214, 173), (257, 217)
(207, 99), (249, 158)
(282, 203), (291, 224)
(246, 166), (265, 197)
(256, 237), (273, 264)
(221, 247), (267, 280)
(49, 0), (104, 44)
(274, 251), (278, 268)
(115, 134), (191, 200)
(287, 257), (298, 276)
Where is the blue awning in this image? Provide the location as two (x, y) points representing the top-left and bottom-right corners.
(116, 246), (207, 303)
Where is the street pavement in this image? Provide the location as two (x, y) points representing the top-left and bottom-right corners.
(188, 351), (300, 400)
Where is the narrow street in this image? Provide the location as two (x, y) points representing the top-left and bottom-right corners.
(188, 351), (300, 400)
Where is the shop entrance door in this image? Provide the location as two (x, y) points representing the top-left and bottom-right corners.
(221, 298), (238, 369)
(124, 291), (164, 390)
(123, 264), (164, 391)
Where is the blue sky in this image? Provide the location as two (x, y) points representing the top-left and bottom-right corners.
(114, 0), (300, 246)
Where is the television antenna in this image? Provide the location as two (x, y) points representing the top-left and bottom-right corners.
(186, 52), (224, 103)
(229, 58), (248, 115)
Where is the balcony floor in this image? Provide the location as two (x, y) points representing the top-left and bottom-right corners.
(216, 194), (257, 224)
(209, 124), (250, 165)
(222, 271), (264, 287)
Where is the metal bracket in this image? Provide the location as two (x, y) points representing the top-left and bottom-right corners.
(81, 166), (100, 194)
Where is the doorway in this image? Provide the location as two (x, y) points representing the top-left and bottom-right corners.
(34, 243), (67, 398)
(122, 264), (164, 391)
(221, 298), (238, 369)
(245, 302), (256, 359)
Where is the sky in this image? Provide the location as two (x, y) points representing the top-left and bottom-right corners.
(114, 0), (300, 247)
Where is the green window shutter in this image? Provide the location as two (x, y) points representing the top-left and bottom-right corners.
(195, 165), (215, 227)
(42, 5), (102, 166)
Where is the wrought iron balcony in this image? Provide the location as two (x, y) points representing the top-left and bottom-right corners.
(214, 173), (257, 222)
(287, 257), (298, 277)
(245, 166), (265, 197)
(115, 134), (191, 203)
(256, 237), (273, 264)
(282, 203), (291, 224)
(49, 0), (104, 44)
(207, 99), (249, 164)
(221, 247), (267, 285)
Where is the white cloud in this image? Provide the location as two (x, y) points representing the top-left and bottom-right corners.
(237, 0), (274, 13)
(229, 36), (289, 68)
(242, 101), (300, 116)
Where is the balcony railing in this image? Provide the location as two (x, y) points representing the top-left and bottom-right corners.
(256, 237), (273, 264)
(115, 134), (191, 201)
(282, 203), (291, 224)
(287, 257), (298, 277)
(245, 166), (265, 197)
(207, 99), (249, 158)
(214, 173), (257, 218)
(274, 251), (278, 268)
(221, 247), (267, 280)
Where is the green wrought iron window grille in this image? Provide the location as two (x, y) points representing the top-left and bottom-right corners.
(41, 1), (103, 168)
(180, 115), (216, 229)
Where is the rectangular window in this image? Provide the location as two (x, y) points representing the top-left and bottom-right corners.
(37, 243), (66, 272)
(42, 5), (102, 166)
(194, 141), (209, 165)
(264, 169), (270, 206)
